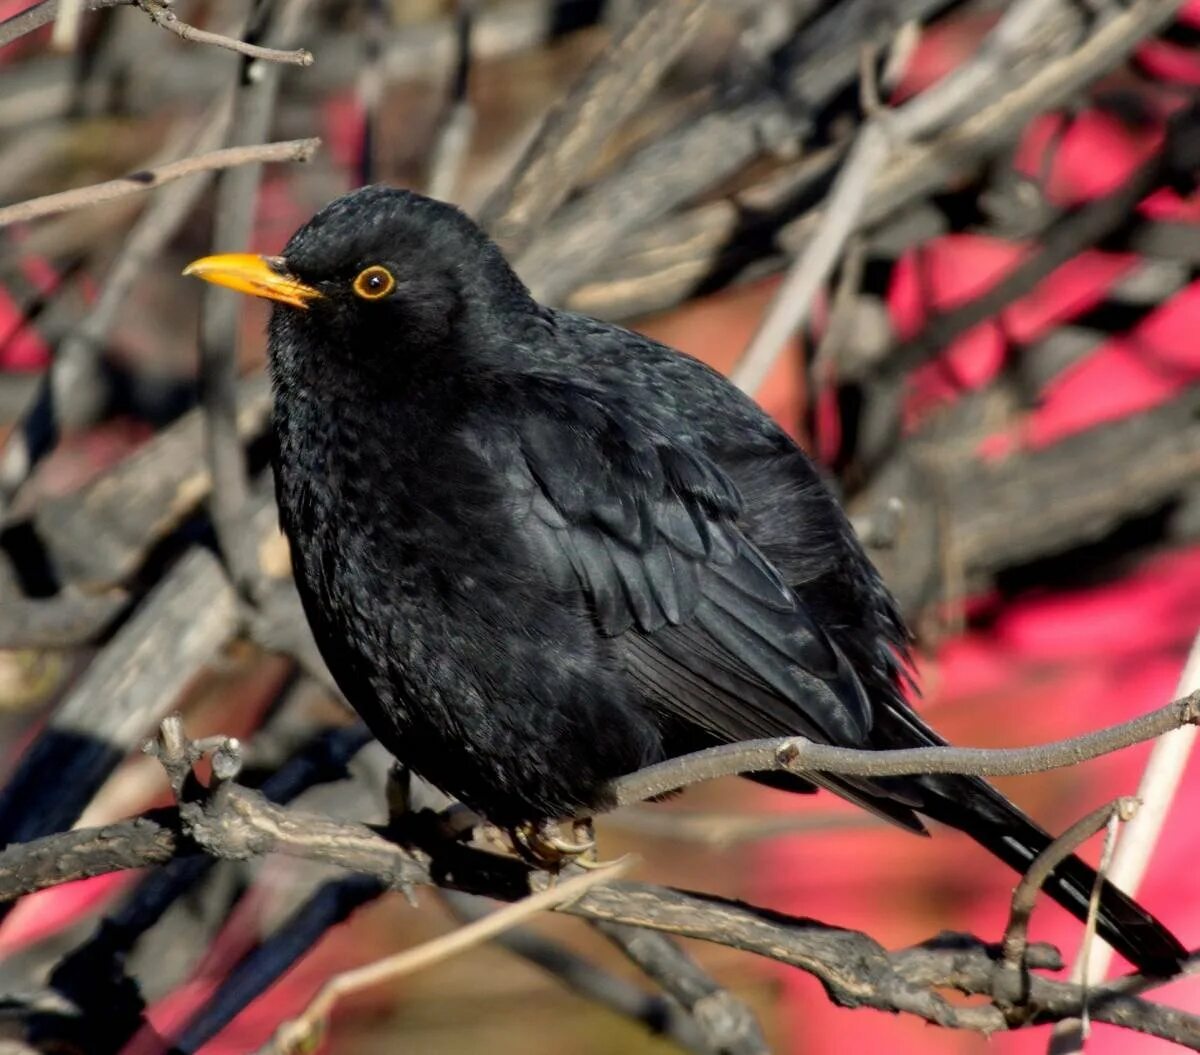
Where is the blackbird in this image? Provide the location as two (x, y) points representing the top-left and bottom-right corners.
(185, 185), (1184, 974)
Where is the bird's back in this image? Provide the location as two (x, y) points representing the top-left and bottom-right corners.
(541, 308), (912, 696)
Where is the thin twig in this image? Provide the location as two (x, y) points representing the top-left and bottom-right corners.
(136, 0), (312, 65)
(609, 691), (1200, 806)
(0, 92), (237, 515)
(1000, 799), (1138, 974)
(1051, 632), (1200, 1053)
(0, 138), (320, 228)
(1076, 806), (1128, 1040)
(261, 860), (635, 1055)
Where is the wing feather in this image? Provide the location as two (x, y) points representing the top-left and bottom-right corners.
(465, 375), (879, 754)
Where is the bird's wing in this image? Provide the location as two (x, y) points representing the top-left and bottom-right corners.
(466, 374), (877, 750)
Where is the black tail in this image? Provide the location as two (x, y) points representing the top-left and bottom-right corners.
(921, 778), (1186, 976)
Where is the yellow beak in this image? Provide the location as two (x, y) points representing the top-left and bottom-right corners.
(182, 253), (321, 309)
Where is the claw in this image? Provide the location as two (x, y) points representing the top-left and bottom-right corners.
(509, 819), (604, 870)
(542, 830), (596, 855)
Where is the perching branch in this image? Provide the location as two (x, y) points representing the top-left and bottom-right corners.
(609, 691), (1200, 808)
(0, 714), (1195, 1048)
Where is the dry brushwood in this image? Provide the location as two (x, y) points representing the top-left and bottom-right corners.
(0, 0), (1198, 1051)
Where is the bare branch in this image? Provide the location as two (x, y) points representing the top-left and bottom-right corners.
(1000, 799), (1138, 977)
(0, 138), (320, 228)
(609, 691), (1200, 807)
(0, 739), (1194, 1048)
(1052, 633), (1200, 1053)
(135, 0), (312, 65)
(567, 884), (1198, 1045)
(0, 808), (183, 897)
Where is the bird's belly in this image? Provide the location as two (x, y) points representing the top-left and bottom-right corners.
(296, 541), (662, 827)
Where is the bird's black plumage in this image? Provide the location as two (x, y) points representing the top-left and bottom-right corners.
(227, 185), (1182, 974)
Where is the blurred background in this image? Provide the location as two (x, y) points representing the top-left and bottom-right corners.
(0, 0), (1198, 1052)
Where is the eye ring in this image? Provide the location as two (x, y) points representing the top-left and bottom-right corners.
(353, 265), (395, 300)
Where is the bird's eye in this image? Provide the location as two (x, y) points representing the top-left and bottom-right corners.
(352, 265), (395, 300)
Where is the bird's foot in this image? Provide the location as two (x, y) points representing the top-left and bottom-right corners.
(509, 819), (605, 871)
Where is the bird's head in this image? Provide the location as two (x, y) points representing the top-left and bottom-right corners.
(184, 186), (531, 381)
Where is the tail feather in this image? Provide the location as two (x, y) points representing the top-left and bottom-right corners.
(921, 778), (1186, 976)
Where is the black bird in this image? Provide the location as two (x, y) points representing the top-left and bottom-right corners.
(185, 185), (1185, 974)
